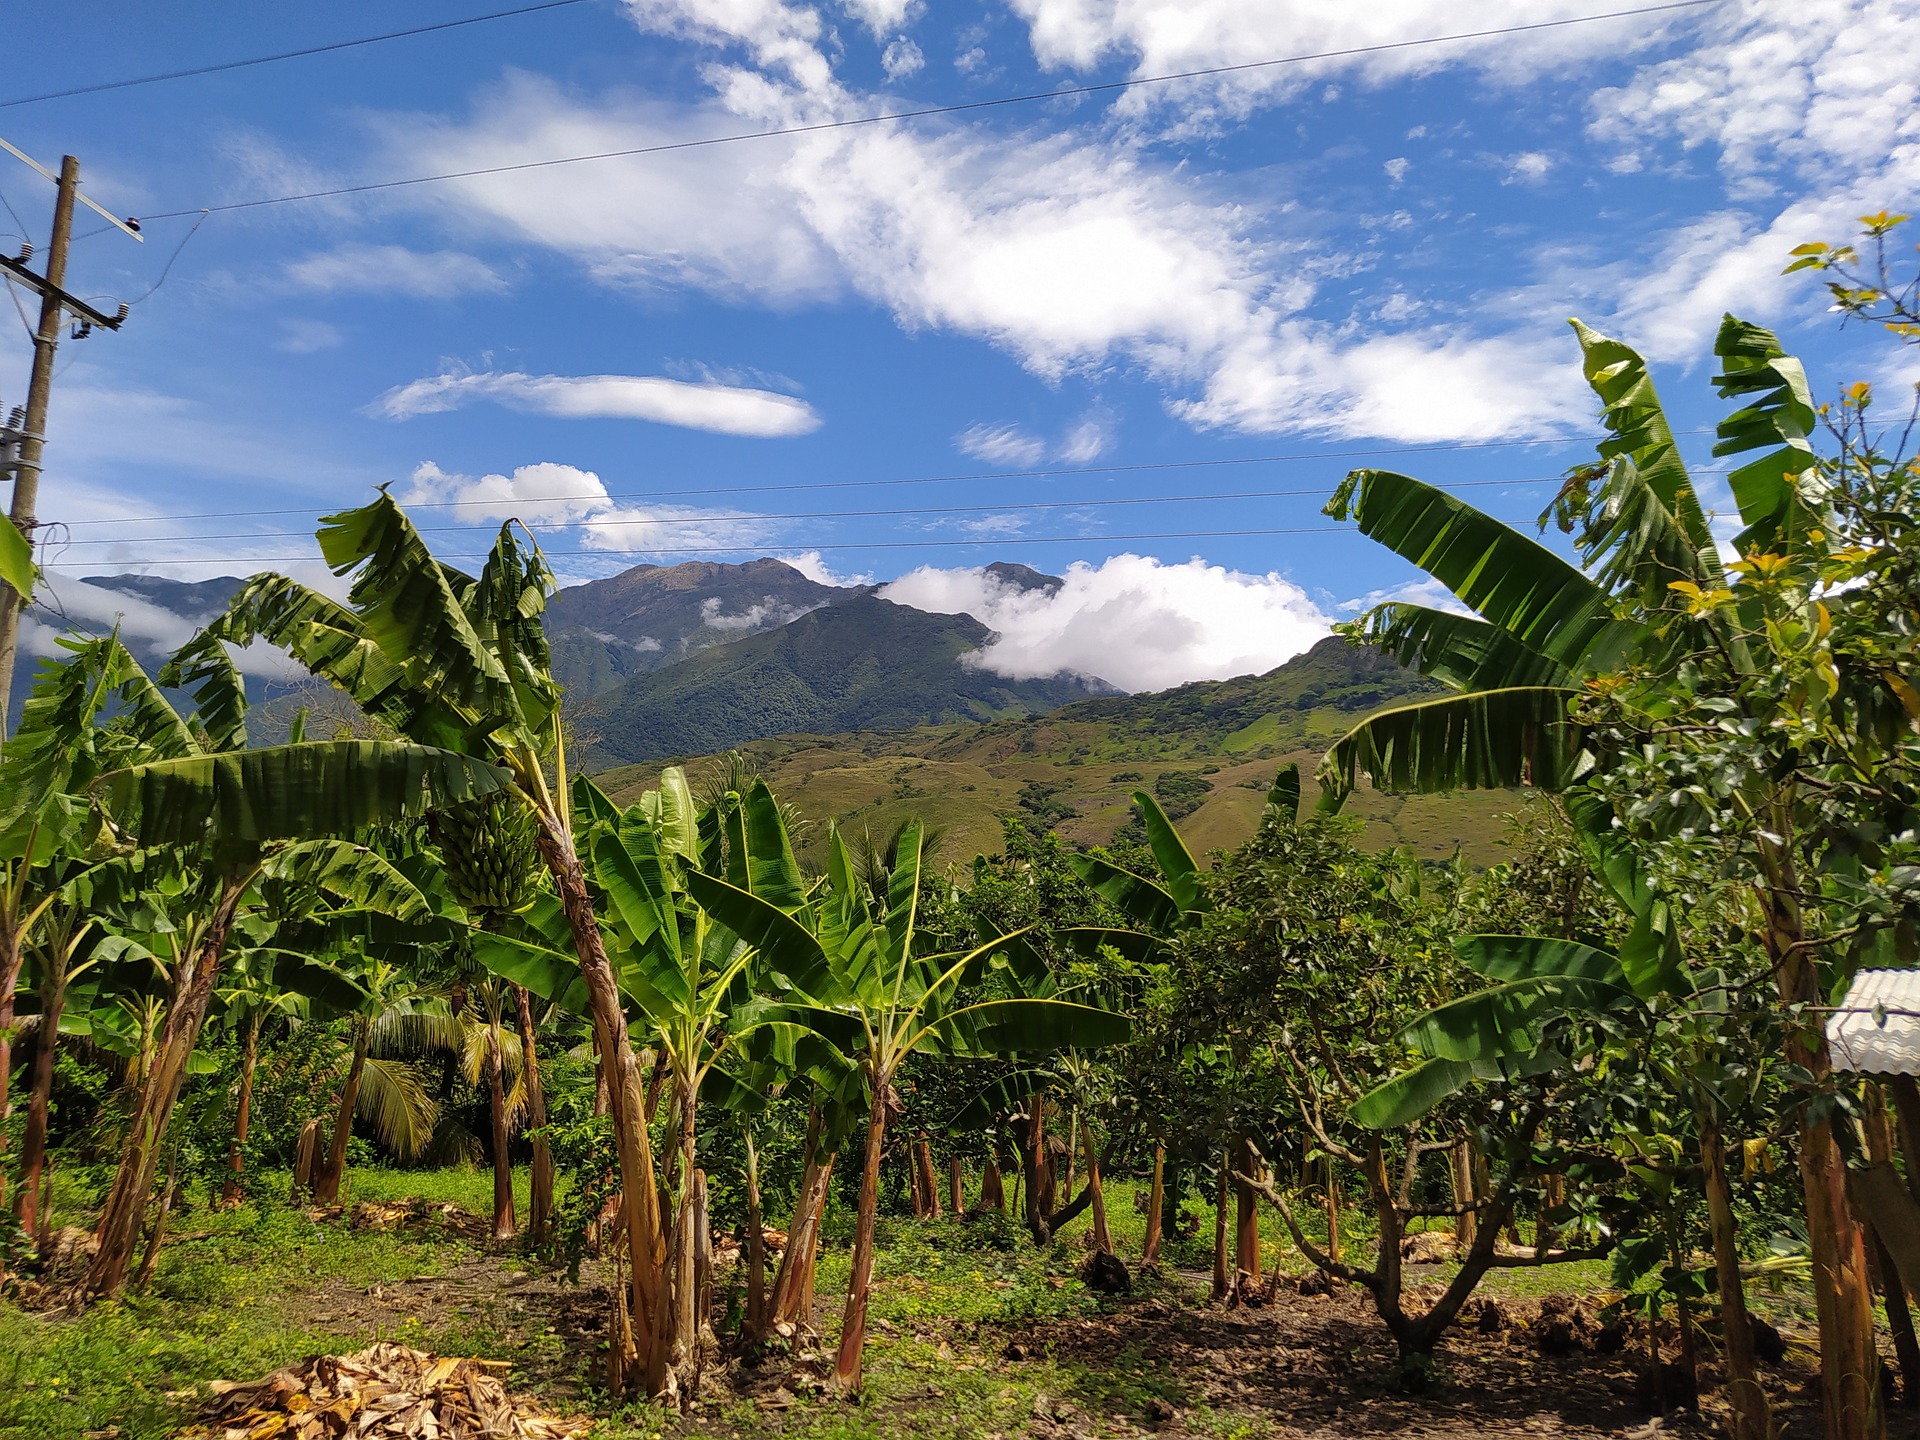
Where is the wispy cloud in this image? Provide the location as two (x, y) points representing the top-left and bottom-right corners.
(374, 369), (822, 437)
(285, 243), (507, 298)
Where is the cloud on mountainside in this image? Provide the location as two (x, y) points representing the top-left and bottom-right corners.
(374, 368), (822, 437)
(880, 554), (1330, 693)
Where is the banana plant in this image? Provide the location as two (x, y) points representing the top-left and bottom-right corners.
(690, 816), (1129, 1390)
(469, 771), (810, 1398)
(1320, 314), (1877, 1438)
(197, 497), (676, 1393)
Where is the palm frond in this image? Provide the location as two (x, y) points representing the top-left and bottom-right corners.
(355, 1055), (440, 1161)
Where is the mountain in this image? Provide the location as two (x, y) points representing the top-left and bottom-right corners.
(545, 558), (855, 698)
(591, 635), (1523, 867)
(85, 573), (247, 623)
(577, 593), (1112, 765)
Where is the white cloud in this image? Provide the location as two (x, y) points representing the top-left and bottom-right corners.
(1383, 156), (1410, 184)
(400, 460), (775, 554)
(1589, 0), (1920, 187)
(699, 594), (823, 630)
(285, 244), (506, 298)
(842, 0), (915, 39)
(881, 37), (924, 79)
(1338, 575), (1476, 617)
(1008, 0), (1692, 121)
(881, 553), (1331, 692)
(1503, 151), (1552, 185)
(374, 368), (822, 437)
(21, 578), (303, 680)
(956, 423), (1046, 466)
(786, 550), (874, 587)
(1058, 415), (1111, 463)
(592, 629), (663, 652)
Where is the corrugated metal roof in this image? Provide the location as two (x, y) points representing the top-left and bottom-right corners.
(1828, 970), (1920, 1076)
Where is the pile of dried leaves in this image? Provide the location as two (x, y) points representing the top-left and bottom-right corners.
(175, 1341), (592, 1439)
(305, 1200), (493, 1244)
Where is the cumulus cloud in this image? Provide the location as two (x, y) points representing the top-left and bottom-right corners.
(1589, 0), (1919, 186)
(841, 0), (915, 36)
(285, 243), (507, 298)
(786, 550), (874, 587)
(1502, 151), (1552, 184)
(1338, 575), (1476, 617)
(400, 460), (775, 554)
(699, 594), (824, 630)
(881, 37), (924, 79)
(1383, 156), (1410, 184)
(881, 554), (1331, 692)
(373, 368), (822, 437)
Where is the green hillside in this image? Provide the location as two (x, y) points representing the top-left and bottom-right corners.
(576, 593), (1110, 765)
(593, 635), (1524, 867)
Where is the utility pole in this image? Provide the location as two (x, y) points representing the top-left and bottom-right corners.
(0, 148), (137, 729)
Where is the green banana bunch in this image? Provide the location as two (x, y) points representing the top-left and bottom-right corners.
(428, 791), (544, 928)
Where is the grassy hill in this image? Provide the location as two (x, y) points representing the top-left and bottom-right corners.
(592, 635), (1524, 868)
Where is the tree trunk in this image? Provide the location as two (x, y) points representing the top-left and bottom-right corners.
(744, 1133), (766, 1338)
(221, 1011), (261, 1207)
(1700, 1109), (1768, 1439)
(16, 948), (69, 1234)
(0, 920), (26, 1223)
(1866, 1087), (1920, 1406)
(312, 1022), (370, 1207)
(980, 1144), (1005, 1214)
(487, 1024), (517, 1243)
(1211, 1154), (1231, 1301)
(1533, 1171), (1564, 1259)
(764, 1106), (824, 1338)
(833, 1074), (890, 1390)
(668, 1087), (700, 1392)
(1063, 1108), (1078, 1197)
(1143, 1144), (1165, 1265)
(948, 1156), (965, 1217)
(1325, 1155), (1344, 1266)
(1023, 1098), (1052, 1243)
(1451, 1140), (1478, 1252)
(692, 1168), (714, 1366)
(534, 814), (668, 1398)
(1233, 1136), (1261, 1284)
(1084, 1122), (1112, 1255)
(514, 985), (553, 1247)
(1761, 833), (1882, 1440)
(908, 1133), (929, 1217)
(796, 1161), (827, 1324)
(86, 878), (245, 1300)
(914, 1131), (940, 1218)
(133, 1151), (179, 1293)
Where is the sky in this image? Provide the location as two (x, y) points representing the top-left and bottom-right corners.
(1, 0), (1915, 691)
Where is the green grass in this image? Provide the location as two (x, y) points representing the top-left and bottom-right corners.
(0, 1202), (482, 1440)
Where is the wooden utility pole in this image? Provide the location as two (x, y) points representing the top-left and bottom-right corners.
(0, 149), (134, 730)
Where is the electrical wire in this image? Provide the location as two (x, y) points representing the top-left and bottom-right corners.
(52, 429), (1723, 528)
(133, 0), (1723, 223)
(0, 0), (594, 110)
(47, 470), (1743, 550)
(41, 520), (1546, 568)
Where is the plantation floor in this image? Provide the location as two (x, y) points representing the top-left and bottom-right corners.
(1, 1172), (1908, 1440)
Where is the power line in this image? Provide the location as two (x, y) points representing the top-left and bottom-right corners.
(0, 0), (594, 110)
(37, 513), (1577, 568)
(134, 0), (1722, 223)
(52, 429), (1725, 528)
(49, 470), (1741, 550)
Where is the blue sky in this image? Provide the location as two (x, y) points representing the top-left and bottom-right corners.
(2, 0), (1915, 690)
